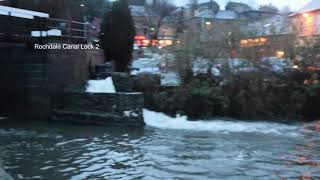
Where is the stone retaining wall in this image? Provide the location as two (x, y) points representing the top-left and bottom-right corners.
(52, 92), (144, 126)
(112, 73), (161, 92)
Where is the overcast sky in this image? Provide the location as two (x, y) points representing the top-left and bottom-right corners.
(173, 0), (311, 11)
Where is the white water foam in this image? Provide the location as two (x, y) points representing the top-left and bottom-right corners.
(143, 109), (299, 135)
(85, 77), (116, 93)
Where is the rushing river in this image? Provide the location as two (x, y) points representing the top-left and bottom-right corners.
(0, 110), (319, 179)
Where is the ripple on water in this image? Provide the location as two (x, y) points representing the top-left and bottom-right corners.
(0, 119), (320, 179)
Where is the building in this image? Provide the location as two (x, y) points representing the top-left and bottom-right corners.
(290, 0), (320, 37)
(189, 1), (274, 40)
(129, 2), (157, 46)
(238, 14), (295, 59)
(183, 1), (293, 59)
(130, 0), (181, 47)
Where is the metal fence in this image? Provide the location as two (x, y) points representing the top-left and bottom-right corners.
(0, 12), (89, 43)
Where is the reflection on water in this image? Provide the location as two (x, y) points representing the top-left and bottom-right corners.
(0, 120), (319, 179)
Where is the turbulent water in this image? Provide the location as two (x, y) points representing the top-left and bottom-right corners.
(0, 112), (320, 179)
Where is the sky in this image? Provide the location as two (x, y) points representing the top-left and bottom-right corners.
(173, 0), (311, 11)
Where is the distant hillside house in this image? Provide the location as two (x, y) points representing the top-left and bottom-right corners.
(290, 0), (320, 37)
(239, 14), (295, 59)
(129, 1), (179, 47)
(190, 1), (253, 42)
(130, 4), (156, 40)
(191, 1), (276, 33)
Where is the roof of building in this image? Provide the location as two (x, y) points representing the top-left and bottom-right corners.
(0, 5), (49, 19)
(297, 0), (320, 13)
(198, 0), (219, 8)
(130, 5), (155, 17)
(195, 9), (241, 20)
(244, 15), (292, 36)
(215, 10), (239, 20)
(194, 8), (216, 18)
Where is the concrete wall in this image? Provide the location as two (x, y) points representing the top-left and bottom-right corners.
(48, 49), (104, 88)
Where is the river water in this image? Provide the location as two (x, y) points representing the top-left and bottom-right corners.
(0, 110), (319, 179)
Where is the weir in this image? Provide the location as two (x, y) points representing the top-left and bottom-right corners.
(51, 74), (145, 126)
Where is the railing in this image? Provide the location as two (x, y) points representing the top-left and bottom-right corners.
(45, 17), (89, 42)
(0, 7), (89, 43)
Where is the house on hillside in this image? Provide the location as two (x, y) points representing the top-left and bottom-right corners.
(130, 0), (183, 47)
(130, 4), (156, 37)
(290, 0), (320, 37)
(239, 14), (295, 59)
(189, 1), (256, 43)
(184, 1), (291, 59)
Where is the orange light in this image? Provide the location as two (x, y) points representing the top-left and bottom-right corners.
(303, 13), (309, 18)
(276, 51), (285, 58)
(260, 37), (267, 43)
(142, 40), (150, 46)
(240, 40), (248, 44)
(134, 35), (146, 40)
(165, 40), (173, 45)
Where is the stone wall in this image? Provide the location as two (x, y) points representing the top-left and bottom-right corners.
(52, 92), (144, 126)
(112, 73), (161, 92)
(62, 92), (144, 114)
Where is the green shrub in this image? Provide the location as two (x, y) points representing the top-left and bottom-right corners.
(140, 70), (320, 120)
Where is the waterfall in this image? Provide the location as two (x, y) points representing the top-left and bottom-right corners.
(85, 77), (116, 93)
(143, 109), (299, 136)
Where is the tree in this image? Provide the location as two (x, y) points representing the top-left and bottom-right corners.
(259, 4), (279, 14)
(101, 0), (136, 72)
(296, 37), (320, 67)
(146, 0), (176, 39)
(188, 0), (198, 16)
